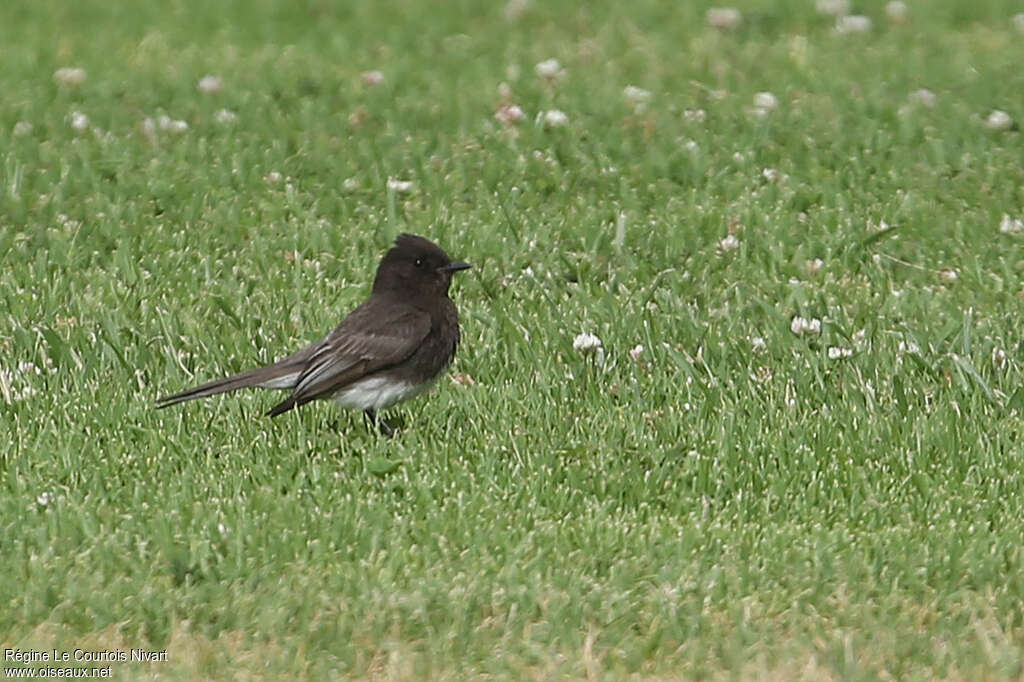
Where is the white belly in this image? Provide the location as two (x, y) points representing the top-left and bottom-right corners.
(331, 375), (432, 411)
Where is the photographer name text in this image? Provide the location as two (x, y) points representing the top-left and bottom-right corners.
(4, 648), (167, 665)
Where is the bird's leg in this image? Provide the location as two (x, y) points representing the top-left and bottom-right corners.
(363, 408), (395, 438)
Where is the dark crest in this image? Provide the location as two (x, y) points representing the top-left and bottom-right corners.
(372, 234), (470, 296)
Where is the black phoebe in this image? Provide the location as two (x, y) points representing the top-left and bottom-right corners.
(156, 234), (471, 436)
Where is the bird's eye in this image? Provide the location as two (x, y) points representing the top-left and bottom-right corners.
(414, 258), (424, 268)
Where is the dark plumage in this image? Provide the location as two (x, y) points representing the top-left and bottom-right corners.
(156, 234), (471, 435)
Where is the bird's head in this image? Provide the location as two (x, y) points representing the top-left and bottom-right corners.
(372, 234), (471, 298)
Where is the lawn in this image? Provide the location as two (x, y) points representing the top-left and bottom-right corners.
(2, 0), (1024, 679)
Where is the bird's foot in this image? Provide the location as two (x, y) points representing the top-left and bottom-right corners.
(363, 409), (395, 438)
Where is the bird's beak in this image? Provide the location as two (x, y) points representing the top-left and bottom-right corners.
(439, 261), (472, 273)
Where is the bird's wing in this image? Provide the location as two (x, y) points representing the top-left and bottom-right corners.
(266, 300), (432, 417)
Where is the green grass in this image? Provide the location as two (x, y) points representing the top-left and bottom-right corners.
(2, 0), (1024, 678)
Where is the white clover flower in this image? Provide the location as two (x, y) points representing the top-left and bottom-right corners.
(214, 108), (239, 125)
(495, 104), (525, 125)
(535, 58), (565, 80)
(706, 7), (742, 29)
(36, 492), (53, 507)
(13, 121), (33, 137)
(573, 334), (605, 367)
(751, 336), (767, 353)
(939, 268), (958, 283)
(624, 85), (652, 105)
(56, 213), (80, 231)
(835, 15), (872, 34)
(69, 111), (89, 132)
(752, 91), (779, 116)
(816, 0), (850, 17)
(684, 108), (707, 123)
(573, 332), (602, 353)
(898, 340), (920, 355)
(158, 115), (188, 133)
(993, 347), (1008, 370)
(54, 67), (87, 85)
(577, 333), (598, 352)
(387, 178), (414, 194)
(624, 85), (652, 113)
(342, 177), (359, 192)
(762, 167), (783, 183)
(362, 70), (385, 87)
(629, 344), (644, 362)
(807, 258), (824, 273)
(828, 346), (853, 360)
(719, 234), (740, 251)
(790, 316), (822, 336)
(984, 110), (1013, 131)
(265, 171), (283, 185)
(909, 89), (936, 108)
(753, 91), (778, 111)
(885, 1), (908, 23)
(683, 140), (699, 154)
(197, 75), (223, 93)
(542, 109), (568, 128)
(999, 214), (1024, 234)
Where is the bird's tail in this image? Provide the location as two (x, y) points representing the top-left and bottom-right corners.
(156, 352), (310, 409)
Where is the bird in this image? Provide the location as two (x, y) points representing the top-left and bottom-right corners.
(156, 234), (471, 436)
